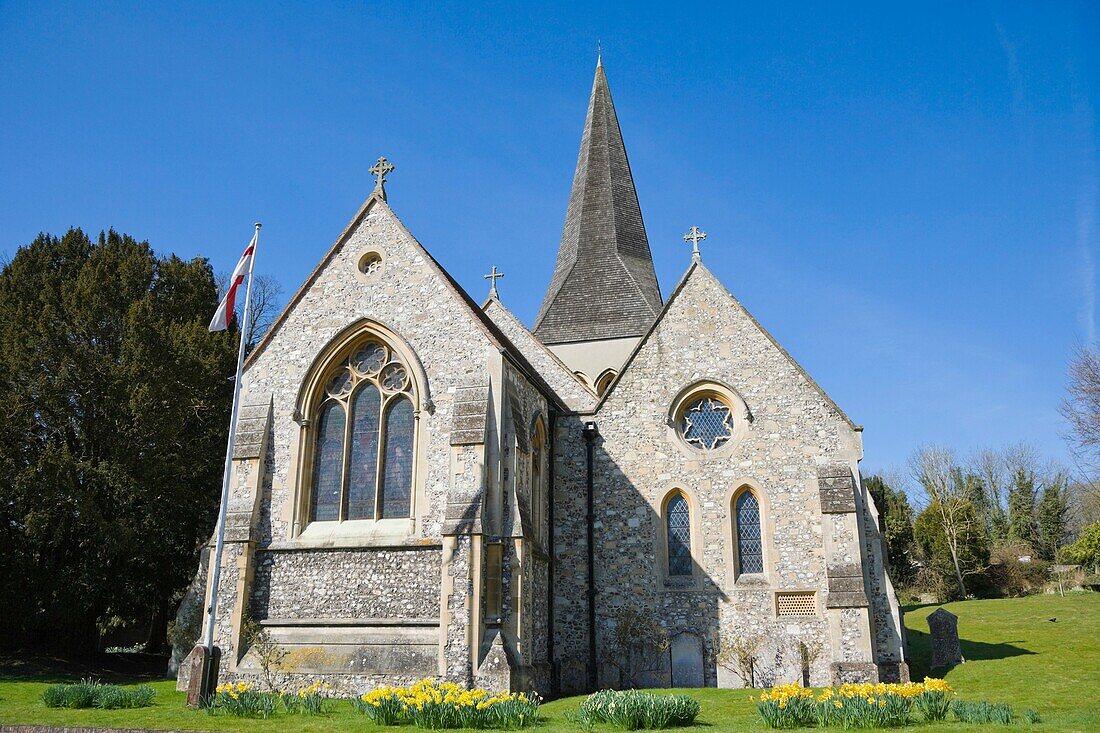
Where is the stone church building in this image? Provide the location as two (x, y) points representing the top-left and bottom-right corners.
(188, 61), (907, 696)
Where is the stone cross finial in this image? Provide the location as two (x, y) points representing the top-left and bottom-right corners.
(683, 225), (707, 261)
(484, 265), (504, 298)
(369, 156), (395, 201)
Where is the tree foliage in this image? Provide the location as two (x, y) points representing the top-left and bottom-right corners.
(910, 446), (990, 597)
(0, 229), (236, 654)
(864, 475), (915, 583)
(913, 500), (990, 600)
(1059, 521), (1100, 572)
(1007, 468), (1038, 550)
(1035, 475), (1069, 562)
(1063, 346), (1100, 462)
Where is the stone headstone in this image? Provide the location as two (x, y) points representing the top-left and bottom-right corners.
(669, 633), (704, 688)
(184, 645), (221, 708)
(927, 608), (963, 669)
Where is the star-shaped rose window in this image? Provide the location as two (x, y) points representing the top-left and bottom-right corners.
(680, 397), (734, 450)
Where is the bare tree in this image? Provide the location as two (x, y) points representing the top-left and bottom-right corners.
(605, 605), (671, 689)
(216, 272), (284, 350)
(911, 446), (983, 597)
(974, 450), (1008, 519)
(1064, 346), (1100, 458)
(716, 630), (764, 688)
(240, 615), (289, 692)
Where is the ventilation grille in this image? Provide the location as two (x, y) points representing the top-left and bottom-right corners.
(776, 592), (817, 617)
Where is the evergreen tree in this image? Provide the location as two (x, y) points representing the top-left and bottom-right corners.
(865, 475), (916, 583)
(0, 229), (236, 654)
(1007, 468), (1038, 550)
(1035, 474), (1069, 561)
(1060, 521), (1100, 573)
(955, 468), (990, 544)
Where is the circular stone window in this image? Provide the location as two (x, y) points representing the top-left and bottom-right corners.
(678, 395), (734, 450)
(357, 251), (383, 277)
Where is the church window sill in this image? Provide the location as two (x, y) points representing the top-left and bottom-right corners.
(259, 617), (440, 627)
(267, 518), (441, 551)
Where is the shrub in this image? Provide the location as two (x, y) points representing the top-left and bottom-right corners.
(1024, 708), (1041, 724)
(979, 546), (1050, 598)
(41, 679), (155, 710)
(355, 679), (540, 729)
(579, 689), (699, 730)
(953, 699), (1014, 724)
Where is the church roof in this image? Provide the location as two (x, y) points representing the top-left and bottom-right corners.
(533, 61), (663, 345)
(482, 294), (598, 412)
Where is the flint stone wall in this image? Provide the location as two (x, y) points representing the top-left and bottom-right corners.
(239, 198), (500, 548)
(217, 198), (503, 684)
(552, 265), (880, 688)
(251, 547), (442, 620)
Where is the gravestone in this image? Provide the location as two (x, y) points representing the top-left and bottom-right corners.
(670, 633), (705, 688)
(927, 608), (963, 669)
(184, 644), (221, 708)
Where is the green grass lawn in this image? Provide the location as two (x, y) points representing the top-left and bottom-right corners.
(1, 593), (1098, 732)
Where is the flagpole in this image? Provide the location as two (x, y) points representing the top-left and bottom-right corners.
(203, 222), (261, 657)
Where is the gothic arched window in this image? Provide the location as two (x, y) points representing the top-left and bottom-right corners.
(308, 337), (416, 522)
(666, 493), (693, 576)
(735, 490), (764, 575)
(530, 419), (546, 543)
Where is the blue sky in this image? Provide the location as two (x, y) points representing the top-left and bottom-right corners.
(1, 1), (1097, 475)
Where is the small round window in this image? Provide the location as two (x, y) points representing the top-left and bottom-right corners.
(358, 251), (383, 276)
(678, 396), (734, 450)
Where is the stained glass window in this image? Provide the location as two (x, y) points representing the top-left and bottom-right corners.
(680, 397), (733, 450)
(308, 335), (415, 523)
(380, 395), (414, 519)
(736, 491), (764, 574)
(351, 342), (387, 375)
(666, 494), (693, 576)
(346, 383), (380, 519)
(310, 401), (345, 521)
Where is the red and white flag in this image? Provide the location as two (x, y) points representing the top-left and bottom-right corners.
(208, 230), (258, 332)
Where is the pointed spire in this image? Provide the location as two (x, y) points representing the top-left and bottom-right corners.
(533, 61), (662, 345)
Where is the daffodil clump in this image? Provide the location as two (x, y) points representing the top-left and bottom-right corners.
(578, 689), (701, 730)
(208, 681), (277, 718)
(208, 678), (335, 717)
(41, 678), (155, 709)
(755, 678), (955, 729)
(352, 678), (541, 729)
(282, 679), (333, 715)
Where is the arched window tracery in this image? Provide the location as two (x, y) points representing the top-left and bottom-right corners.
(666, 493), (693, 577)
(734, 490), (764, 575)
(530, 419), (546, 543)
(307, 335), (416, 523)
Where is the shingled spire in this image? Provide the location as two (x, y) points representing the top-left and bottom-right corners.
(533, 61), (662, 345)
